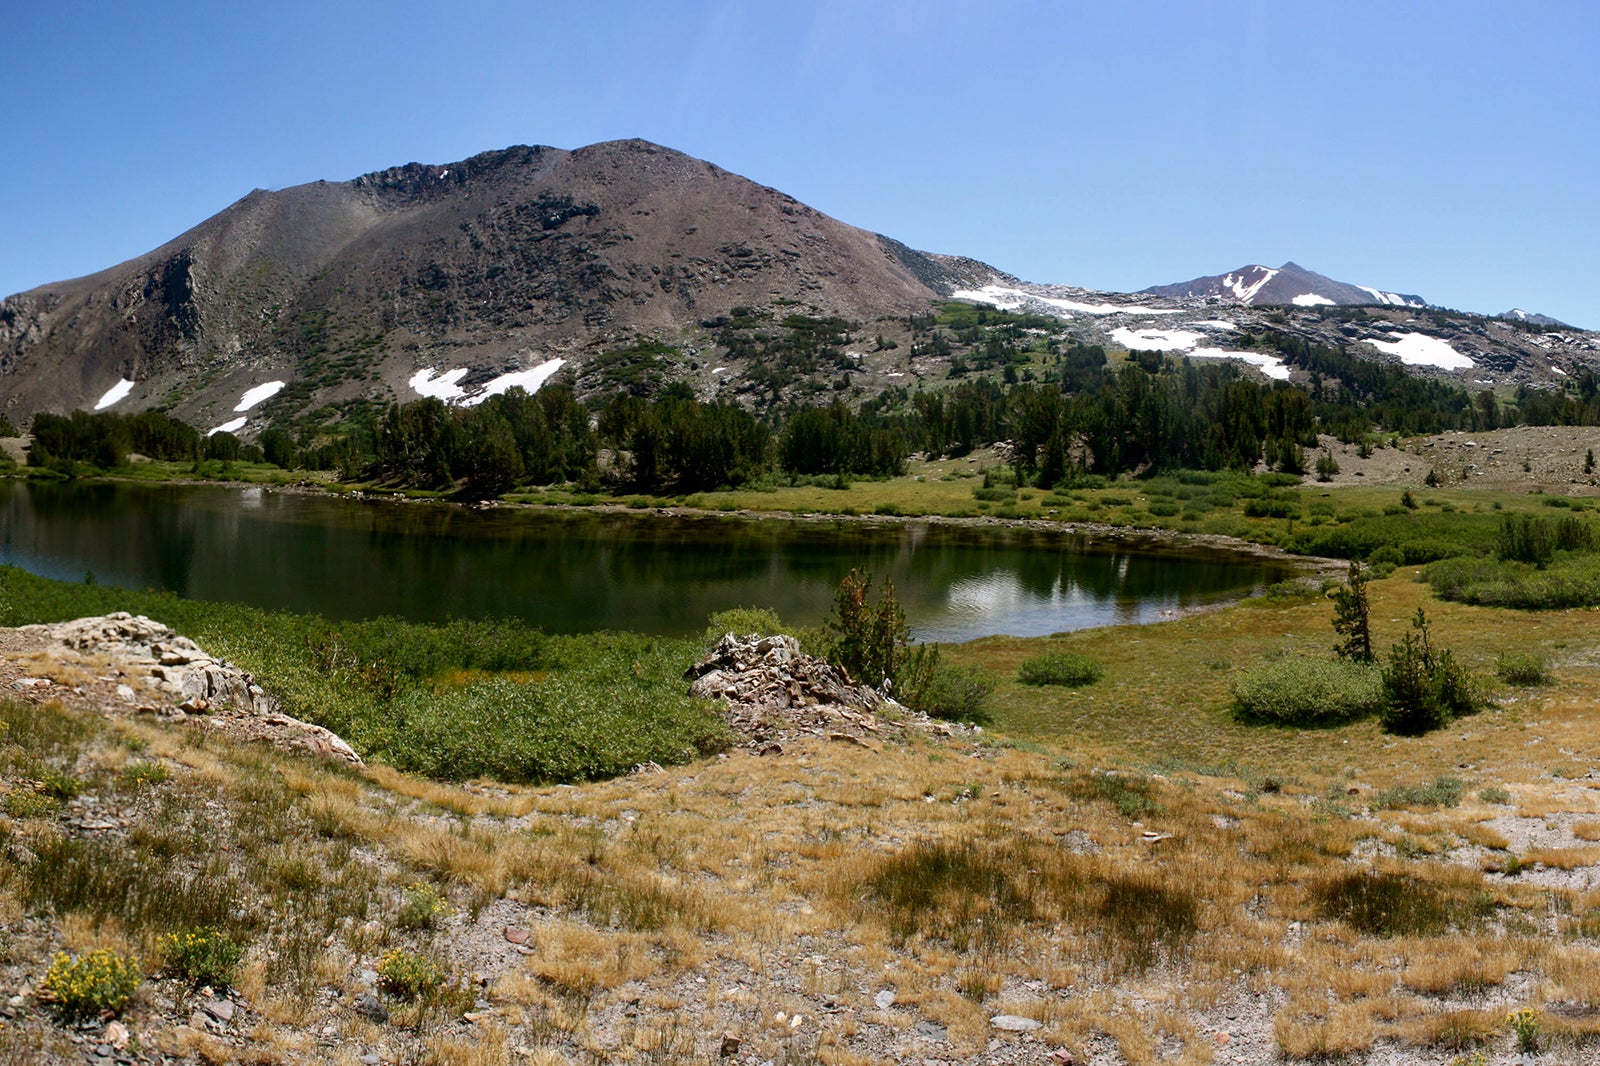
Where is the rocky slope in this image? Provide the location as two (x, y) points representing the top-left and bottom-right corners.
(0, 141), (979, 432)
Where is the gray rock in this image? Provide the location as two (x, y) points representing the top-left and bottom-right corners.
(990, 1014), (1041, 1032)
(202, 997), (235, 1023)
(874, 990), (896, 1009)
(353, 992), (388, 1022)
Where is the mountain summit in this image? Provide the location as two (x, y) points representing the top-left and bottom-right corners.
(1141, 261), (1425, 309)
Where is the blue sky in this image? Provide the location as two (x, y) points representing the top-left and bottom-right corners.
(5, 1), (1597, 326)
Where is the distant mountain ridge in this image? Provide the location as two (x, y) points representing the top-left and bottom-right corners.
(1, 142), (1596, 434)
(1141, 261), (1426, 309)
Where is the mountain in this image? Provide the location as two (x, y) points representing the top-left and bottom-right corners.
(3, 145), (1597, 436)
(1497, 308), (1571, 329)
(0, 140), (979, 431)
(1141, 261), (1426, 309)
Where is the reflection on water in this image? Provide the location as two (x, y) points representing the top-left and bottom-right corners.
(0, 481), (1296, 641)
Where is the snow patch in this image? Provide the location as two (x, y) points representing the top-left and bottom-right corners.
(208, 417), (247, 437)
(710, 366), (727, 374)
(1194, 320), (1237, 331)
(1365, 332), (1474, 370)
(1222, 267), (1279, 304)
(1292, 293), (1335, 307)
(93, 378), (135, 410)
(1110, 327), (1203, 352)
(459, 358), (567, 407)
(953, 284), (1181, 317)
(1552, 365), (1568, 376)
(233, 381), (286, 412)
(1186, 349), (1291, 381)
(410, 367), (471, 400)
(1355, 285), (1424, 308)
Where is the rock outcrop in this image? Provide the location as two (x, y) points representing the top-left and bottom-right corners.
(686, 633), (944, 754)
(6, 613), (362, 766)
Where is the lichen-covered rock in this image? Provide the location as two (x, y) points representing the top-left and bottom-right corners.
(687, 633), (937, 752)
(9, 612), (362, 766)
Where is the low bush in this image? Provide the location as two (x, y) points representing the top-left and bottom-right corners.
(1376, 775), (1464, 809)
(380, 635), (730, 782)
(1231, 657), (1384, 726)
(1425, 553), (1600, 609)
(160, 927), (245, 989)
(397, 883), (451, 931)
(39, 949), (142, 1020)
(1017, 652), (1103, 687)
(704, 606), (786, 642)
(376, 949), (446, 1001)
(1495, 652), (1551, 686)
(908, 661), (996, 723)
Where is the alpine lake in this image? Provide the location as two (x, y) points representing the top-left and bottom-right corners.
(0, 480), (1299, 643)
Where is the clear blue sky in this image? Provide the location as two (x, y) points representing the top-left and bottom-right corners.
(5, 1), (1597, 327)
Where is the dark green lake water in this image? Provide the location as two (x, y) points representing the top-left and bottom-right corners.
(0, 481), (1295, 641)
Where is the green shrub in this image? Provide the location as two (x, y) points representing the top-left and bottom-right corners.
(39, 949), (142, 1020)
(160, 926), (245, 989)
(1017, 652), (1103, 687)
(39, 768), (83, 800)
(1243, 497), (1300, 519)
(1231, 657), (1384, 727)
(376, 948), (446, 1001)
(704, 606), (786, 642)
(909, 661), (996, 723)
(381, 640), (729, 783)
(1380, 609), (1479, 735)
(1257, 579), (1318, 604)
(397, 882), (452, 931)
(2, 788), (58, 818)
(1495, 653), (1551, 686)
(120, 760), (169, 787)
(1376, 775), (1464, 809)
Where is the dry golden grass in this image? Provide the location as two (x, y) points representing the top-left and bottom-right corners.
(1522, 845), (1600, 870)
(8, 557), (1600, 1063)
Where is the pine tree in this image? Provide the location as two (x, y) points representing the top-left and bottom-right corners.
(1331, 561), (1373, 663)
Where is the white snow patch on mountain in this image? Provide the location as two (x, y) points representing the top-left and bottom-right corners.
(953, 285), (1180, 317)
(1223, 268), (1278, 304)
(1365, 332), (1474, 369)
(1110, 327), (1204, 351)
(459, 358), (567, 407)
(208, 417), (247, 437)
(1292, 293), (1335, 307)
(234, 381), (286, 412)
(1194, 320), (1237, 331)
(93, 378), (135, 410)
(1187, 349), (1291, 381)
(410, 367), (471, 400)
(1355, 286), (1424, 308)
(1552, 365), (1568, 376)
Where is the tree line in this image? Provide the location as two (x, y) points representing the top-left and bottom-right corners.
(19, 331), (1600, 493)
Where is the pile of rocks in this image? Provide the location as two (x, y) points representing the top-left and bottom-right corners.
(686, 633), (943, 753)
(9, 613), (362, 766)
